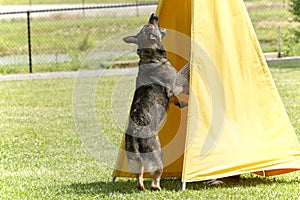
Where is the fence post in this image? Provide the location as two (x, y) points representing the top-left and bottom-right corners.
(278, 26), (283, 58)
(82, 0), (85, 17)
(135, 0), (139, 17)
(27, 11), (33, 73)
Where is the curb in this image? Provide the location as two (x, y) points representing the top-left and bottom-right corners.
(266, 56), (300, 63)
(112, 55), (300, 68)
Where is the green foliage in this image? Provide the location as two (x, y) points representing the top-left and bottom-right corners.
(290, 0), (300, 22)
(283, 26), (300, 56)
(78, 32), (93, 52)
(285, 0), (300, 56)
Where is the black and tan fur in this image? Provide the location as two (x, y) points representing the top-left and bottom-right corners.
(123, 14), (187, 191)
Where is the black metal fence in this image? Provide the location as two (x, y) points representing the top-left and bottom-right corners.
(0, 1), (297, 74)
(0, 2), (157, 73)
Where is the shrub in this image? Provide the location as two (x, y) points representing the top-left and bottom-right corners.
(284, 0), (300, 56)
(290, 0), (300, 22)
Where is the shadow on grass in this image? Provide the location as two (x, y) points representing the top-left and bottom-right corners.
(186, 175), (300, 190)
(267, 59), (300, 69)
(67, 180), (137, 195)
(62, 178), (183, 195)
(59, 175), (300, 196)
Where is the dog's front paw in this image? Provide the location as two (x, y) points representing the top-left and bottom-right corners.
(174, 101), (188, 108)
(179, 102), (188, 108)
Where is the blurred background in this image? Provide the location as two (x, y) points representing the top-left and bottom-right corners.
(0, 0), (299, 73)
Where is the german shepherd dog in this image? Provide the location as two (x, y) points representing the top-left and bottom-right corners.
(123, 13), (188, 191)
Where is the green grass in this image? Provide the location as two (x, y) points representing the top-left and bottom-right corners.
(268, 59), (300, 69)
(0, 0), (154, 4)
(268, 60), (300, 135)
(0, 62), (85, 74)
(0, 61), (299, 199)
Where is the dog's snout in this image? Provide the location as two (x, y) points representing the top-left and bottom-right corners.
(149, 13), (159, 25)
(150, 13), (158, 20)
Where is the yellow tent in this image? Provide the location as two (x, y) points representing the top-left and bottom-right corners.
(112, 0), (300, 190)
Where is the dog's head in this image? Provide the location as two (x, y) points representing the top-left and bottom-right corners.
(123, 13), (166, 50)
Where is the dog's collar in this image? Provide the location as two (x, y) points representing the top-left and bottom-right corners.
(137, 48), (168, 64)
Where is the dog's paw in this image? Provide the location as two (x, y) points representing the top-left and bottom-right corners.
(137, 184), (145, 191)
(179, 102), (188, 108)
(205, 179), (224, 185)
(174, 101), (188, 108)
(150, 185), (162, 191)
(150, 180), (162, 191)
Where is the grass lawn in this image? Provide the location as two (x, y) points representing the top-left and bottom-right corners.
(0, 60), (299, 199)
(0, 0), (154, 5)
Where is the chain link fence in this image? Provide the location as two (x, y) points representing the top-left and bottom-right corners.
(0, 1), (298, 74)
(245, 1), (298, 58)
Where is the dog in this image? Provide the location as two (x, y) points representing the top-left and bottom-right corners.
(123, 13), (188, 191)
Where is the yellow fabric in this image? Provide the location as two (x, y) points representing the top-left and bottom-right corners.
(156, 0), (191, 70)
(182, 0), (300, 182)
(113, 0), (300, 182)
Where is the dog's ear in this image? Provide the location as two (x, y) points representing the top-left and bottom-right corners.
(123, 36), (138, 44)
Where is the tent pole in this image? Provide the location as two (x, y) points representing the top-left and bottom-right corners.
(112, 177), (116, 183)
(182, 182), (186, 191)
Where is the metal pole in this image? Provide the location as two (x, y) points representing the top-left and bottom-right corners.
(182, 182), (186, 191)
(135, 0), (139, 17)
(83, 0), (85, 17)
(27, 11), (33, 73)
(278, 26), (283, 58)
(112, 177), (116, 183)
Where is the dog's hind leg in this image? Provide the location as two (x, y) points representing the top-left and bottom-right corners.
(136, 165), (145, 191)
(131, 158), (144, 191)
(127, 157), (145, 191)
(150, 169), (162, 191)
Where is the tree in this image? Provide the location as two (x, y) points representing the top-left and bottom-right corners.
(290, 0), (300, 22)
